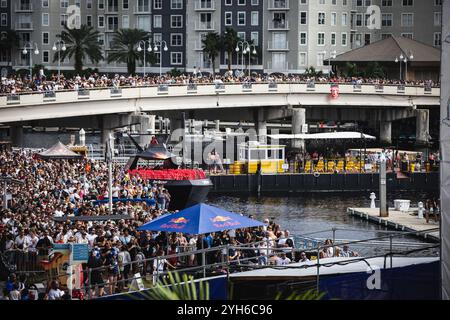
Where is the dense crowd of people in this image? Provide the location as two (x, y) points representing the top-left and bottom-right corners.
(0, 149), (361, 300)
(0, 71), (439, 95)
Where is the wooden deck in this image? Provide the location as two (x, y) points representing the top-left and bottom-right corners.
(347, 207), (440, 242)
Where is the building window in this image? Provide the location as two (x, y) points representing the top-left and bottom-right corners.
(355, 14), (363, 27)
(342, 13), (347, 26)
(98, 15), (105, 28)
(86, 15), (92, 27)
(42, 32), (49, 45)
(300, 0), (307, 4)
(300, 12), (307, 25)
(318, 12), (325, 25)
(317, 52), (325, 67)
(171, 15), (183, 28)
(122, 0), (128, 9)
(300, 32), (307, 45)
(98, 0), (105, 10)
(401, 33), (413, 39)
(42, 0), (49, 8)
(317, 33), (325, 45)
(402, 0), (413, 6)
(401, 13), (414, 27)
(171, 52), (182, 65)
(122, 15), (129, 28)
(43, 50), (49, 63)
(319, 0), (325, 4)
(171, 0), (183, 9)
(381, 14), (392, 27)
(434, 0), (442, 5)
(171, 33), (183, 46)
(238, 0), (246, 5)
(299, 52), (307, 67)
(434, 12), (441, 26)
(251, 12), (259, 26)
(225, 0), (232, 5)
(251, 0), (259, 5)
(61, 0), (69, 9)
(98, 34), (105, 46)
(250, 31), (259, 44)
(331, 33), (336, 45)
(356, 0), (362, 6)
(107, 16), (118, 32)
(382, 0), (392, 6)
(41, 13), (49, 26)
(434, 32), (441, 47)
(0, 13), (7, 27)
(136, 16), (150, 31)
(237, 12), (246, 26)
(60, 14), (68, 27)
(238, 31), (246, 41)
(154, 0), (162, 9)
(331, 12), (337, 26)
(225, 12), (232, 26)
(332, 0), (337, 4)
(341, 32), (347, 46)
(381, 33), (392, 39)
(153, 15), (162, 28)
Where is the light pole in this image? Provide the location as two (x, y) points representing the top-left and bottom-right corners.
(235, 41), (254, 76)
(247, 44), (257, 77)
(324, 49), (337, 75)
(22, 41), (39, 79)
(137, 40), (152, 77)
(52, 40), (66, 78)
(152, 40), (168, 78)
(404, 51), (414, 82)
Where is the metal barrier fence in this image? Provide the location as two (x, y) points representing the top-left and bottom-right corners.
(2, 250), (45, 273)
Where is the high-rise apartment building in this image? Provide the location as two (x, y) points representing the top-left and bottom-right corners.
(0, 0), (442, 76)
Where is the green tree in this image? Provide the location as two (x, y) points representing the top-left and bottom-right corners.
(363, 62), (385, 79)
(202, 32), (221, 76)
(222, 28), (240, 72)
(0, 30), (20, 68)
(107, 28), (152, 76)
(54, 24), (103, 74)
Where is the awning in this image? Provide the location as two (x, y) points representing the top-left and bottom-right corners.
(267, 132), (376, 140)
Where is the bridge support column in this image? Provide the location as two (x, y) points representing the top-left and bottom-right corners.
(10, 126), (24, 147)
(215, 120), (220, 132)
(257, 121), (267, 144)
(292, 108), (306, 151)
(380, 121), (392, 144)
(137, 115), (156, 148)
(415, 109), (430, 146)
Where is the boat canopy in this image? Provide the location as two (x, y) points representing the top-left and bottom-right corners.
(267, 132), (376, 140)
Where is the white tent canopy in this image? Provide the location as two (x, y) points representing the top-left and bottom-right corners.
(267, 131), (376, 140)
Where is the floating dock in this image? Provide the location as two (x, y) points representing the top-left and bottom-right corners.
(347, 207), (440, 241)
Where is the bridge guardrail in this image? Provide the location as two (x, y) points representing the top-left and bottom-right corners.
(0, 82), (440, 109)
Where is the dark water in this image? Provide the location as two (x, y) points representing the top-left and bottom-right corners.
(206, 192), (438, 248)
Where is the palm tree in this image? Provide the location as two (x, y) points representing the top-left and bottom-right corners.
(54, 24), (103, 74)
(202, 32), (221, 76)
(107, 28), (152, 76)
(0, 30), (20, 67)
(222, 28), (240, 72)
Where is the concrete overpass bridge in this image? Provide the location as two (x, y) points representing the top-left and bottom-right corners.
(0, 82), (440, 147)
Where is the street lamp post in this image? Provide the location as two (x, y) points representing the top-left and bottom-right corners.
(324, 49), (337, 75)
(152, 40), (169, 78)
(137, 40), (152, 77)
(236, 41), (256, 76)
(22, 41), (39, 79)
(404, 51), (414, 82)
(247, 44), (257, 77)
(52, 40), (66, 78)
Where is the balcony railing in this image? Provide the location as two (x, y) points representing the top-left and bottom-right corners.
(195, 21), (215, 31)
(15, 22), (33, 30)
(268, 0), (289, 10)
(267, 41), (289, 51)
(268, 20), (289, 30)
(134, 5), (151, 13)
(15, 3), (33, 12)
(195, 0), (215, 10)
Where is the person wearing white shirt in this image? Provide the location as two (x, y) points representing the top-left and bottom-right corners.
(276, 252), (291, 266)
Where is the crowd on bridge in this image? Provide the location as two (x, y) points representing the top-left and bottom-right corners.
(0, 148), (360, 300)
(0, 71), (439, 95)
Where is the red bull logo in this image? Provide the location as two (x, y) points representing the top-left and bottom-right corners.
(211, 216), (232, 223)
(170, 217), (189, 224)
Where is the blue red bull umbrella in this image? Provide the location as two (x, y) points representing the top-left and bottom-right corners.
(137, 203), (264, 235)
